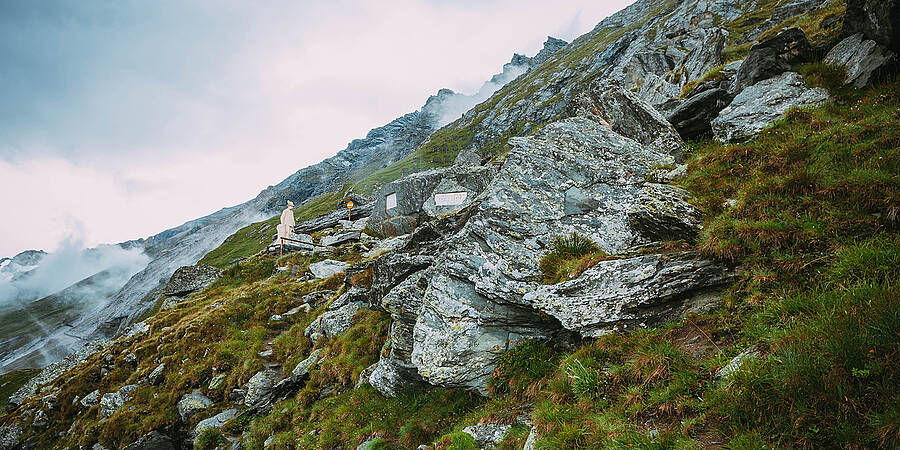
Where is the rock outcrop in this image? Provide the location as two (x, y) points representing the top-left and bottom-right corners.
(731, 28), (815, 93)
(825, 33), (898, 88)
(100, 385), (138, 419)
(524, 252), (730, 337)
(713, 71), (829, 142)
(162, 264), (222, 297)
(841, 0), (900, 53)
(666, 88), (733, 139)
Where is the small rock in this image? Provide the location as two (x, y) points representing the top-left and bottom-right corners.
(308, 260), (350, 279)
(304, 302), (366, 341)
(100, 385), (138, 419)
(523, 426), (539, 450)
(0, 425), (22, 450)
(80, 390), (101, 407)
(149, 363), (166, 386)
(177, 390), (213, 421)
(122, 431), (176, 450)
(716, 345), (761, 379)
(194, 408), (239, 439)
(321, 231), (361, 247)
(208, 373), (227, 391)
(356, 363), (377, 388)
(291, 349), (323, 382)
(124, 353), (137, 364)
(462, 423), (512, 449)
(244, 369), (281, 406)
(258, 349), (274, 358)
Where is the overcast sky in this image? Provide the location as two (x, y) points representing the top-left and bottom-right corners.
(0, 0), (632, 257)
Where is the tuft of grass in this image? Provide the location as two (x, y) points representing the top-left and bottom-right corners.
(489, 340), (557, 397)
(195, 428), (226, 450)
(539, 232), (610, 284)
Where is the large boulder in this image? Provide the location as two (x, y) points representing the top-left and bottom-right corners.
(569, 79), (685, 160)
(369, 270), (432, 396)
(368, 165), (495, 236)
(841, 0), (900, 53)
(524, 252), (731, 337)
(162, 265), (222, 297)
(825, 33), (898, 88)
(713, 71), (829, 142)
(410, 109), (717, 391)
(666, 88), (733, 139)
(731, 28), (815, 93)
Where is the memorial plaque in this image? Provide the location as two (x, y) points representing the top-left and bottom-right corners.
(434, 191), (467, 206)
(385, 192), (398, 210)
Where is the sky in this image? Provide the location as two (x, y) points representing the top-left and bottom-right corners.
(0, 0), (633, 257)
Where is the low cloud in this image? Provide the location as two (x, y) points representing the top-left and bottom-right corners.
(0, 234), (150, 308)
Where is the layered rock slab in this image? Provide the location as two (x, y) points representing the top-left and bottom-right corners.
(409, 104), (711, 391)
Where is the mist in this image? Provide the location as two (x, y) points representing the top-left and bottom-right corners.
(436, 62), (531, 127)
(0, 237), (150, 308)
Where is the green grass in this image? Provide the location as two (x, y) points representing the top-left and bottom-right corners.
(538, 232), (612, 284)
(199, 185), (353, 269)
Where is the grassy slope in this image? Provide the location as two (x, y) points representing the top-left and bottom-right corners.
(0, 369), (39, 410)
(5, 3), (899, 449)
(198, 186), (352, 269)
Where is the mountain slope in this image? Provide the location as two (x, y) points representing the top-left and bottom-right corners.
(2, 0), (899, 449)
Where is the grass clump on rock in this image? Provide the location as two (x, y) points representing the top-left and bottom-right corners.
(539, 232), (610, 284)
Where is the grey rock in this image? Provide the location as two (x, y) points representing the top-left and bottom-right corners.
(412, 114), (691, 391)
(305, 302), (366, 342)
(713, 71), (829, 142)
(244, 369), (281, 406)
(569, 79), (685, 160)
(731, 28), (815, 94)
(716, 345), (762, 379)
(177, 390), (213, 421)
(321, 230), (361, 247)
(841, 0), (900, 53)
(825, 33), (898, 88)
(368, 168), (448, 236)
(31, 410), (48, 430)
(149, 363), (166, 386)
(208, 373), (227, 391)
(162, 265), (222, 297)
(295, 203), (374, 234)
(193, 408), (239, 438)
(363, 234), (410, 258)
(356, 363), (377, 388)
(421, 166), (497, 220)
(523, 426), (539, 450)
(100, 384), (138, 419)
(228, 389), (245, 404)
(290, 349), (323, 382)
(523, 252), (731, 337)
(369, 270), (432, 397)
(124, 353), (137, 364)
(308, 259), (350, 279)
(626, 183), (703, 243)
(462, 423), (512, 449)
(0, 425), (21, 450)
(666, 88), (733, 139)
(122, 431), (176, 450)
(80, 389), (101, 407)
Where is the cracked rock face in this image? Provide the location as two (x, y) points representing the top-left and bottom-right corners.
(524, 252), (731, 337)
(409, 89), (715, 391)
(825, 33), (898, 88)
(162, 265), (222, 297)
(713, 71), (829, 142)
